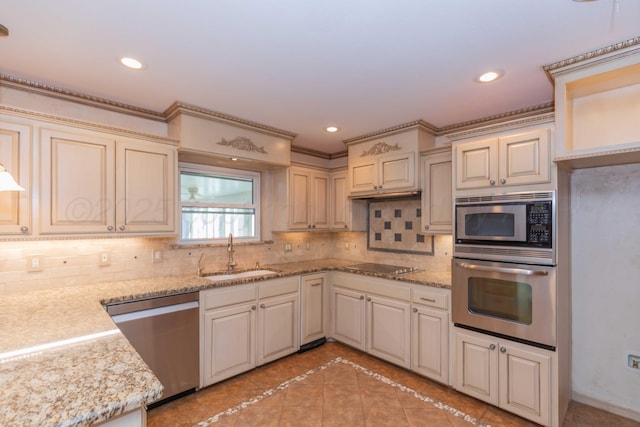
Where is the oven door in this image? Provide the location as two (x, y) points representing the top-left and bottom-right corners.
(455, 203), (527, 243)
(452, 258), (556, 349)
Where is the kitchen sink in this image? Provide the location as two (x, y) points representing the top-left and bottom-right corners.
(203, 269), (278, 281)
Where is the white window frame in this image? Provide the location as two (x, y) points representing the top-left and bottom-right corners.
(179, 162), (261, 243)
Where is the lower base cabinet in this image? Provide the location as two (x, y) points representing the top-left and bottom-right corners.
(200, 277), (299, 388)
(454, 327), (552, 426)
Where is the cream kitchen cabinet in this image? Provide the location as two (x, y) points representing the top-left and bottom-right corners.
(273, 166), (329, 231)
(455, 128), (550, 191)
(329, 169), (366, 231)
(411, 286), (450, 384)
(200, 277), (299, 387)
(331, 272), (411, 369)
(0, 120), (32, 235)
(40, 128), (176, 235)
(300, 273), (327, 346)
(349, 151), (416, 196)
(420, 149), (452, 234)
(454, 328), (552, 426)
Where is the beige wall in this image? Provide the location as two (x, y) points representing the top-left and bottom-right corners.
(0, 232), (452, 295)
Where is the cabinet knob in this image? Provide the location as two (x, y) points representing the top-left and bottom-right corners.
(500, 178), (507, 185)
(119, 225), (125, 231)
(500, 346), (507, 353)
(20, 226), (29, 233)
(489, 180), (496, 186)
(424, 225), (430, 230)
(107, 226), (114, 231)
(251, 305), (256, 311)
(489, 344), (496, 350)
(359, 295), (365, 300)
(344, 225), (348, 229)
(312, 225), (316, 229)
(260, 303), (266, 309)
(413, 307), (418, 313)
(366, 297), (371, 302)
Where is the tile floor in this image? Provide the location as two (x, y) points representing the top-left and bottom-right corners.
(147, 341), (639, 427)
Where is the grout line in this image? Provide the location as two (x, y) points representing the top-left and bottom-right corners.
(193, 357), (491, 427)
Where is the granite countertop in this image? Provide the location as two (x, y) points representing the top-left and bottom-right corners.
(0, 258), (450, 426)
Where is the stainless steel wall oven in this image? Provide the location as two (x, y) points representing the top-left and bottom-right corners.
(452, 191), (558, 350)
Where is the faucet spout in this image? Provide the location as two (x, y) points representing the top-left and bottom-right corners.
(227, 233), (236, 272)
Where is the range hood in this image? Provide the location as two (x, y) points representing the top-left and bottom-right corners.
(349, 190), (421, 200)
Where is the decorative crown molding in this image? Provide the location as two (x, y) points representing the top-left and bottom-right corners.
(0, 73), (166, 122)
(290, 145), (347, 160)
(343, 119), (437, 145)
(445, 111), (555, 142)
(217, 136), (268, 154)
(360, 142), (402, 157)
(543, 36), (640, 77)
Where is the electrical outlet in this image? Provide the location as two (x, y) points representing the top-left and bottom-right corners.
(27, 255), (43, 272)
(344, 241), (350, 250)
(628, 354), (640, 370)
(100, 252), (111, 266)
(152, 249), (162, 263)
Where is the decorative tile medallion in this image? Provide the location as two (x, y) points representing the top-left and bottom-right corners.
(367, 198), (434, 255)
(194, 357), (490, 427)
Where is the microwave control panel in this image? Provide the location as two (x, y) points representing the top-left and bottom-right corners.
(526, 201), (552, 247)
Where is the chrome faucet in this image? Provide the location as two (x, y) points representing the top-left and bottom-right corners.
(197, 253), (206, 277)
(227, 233), (236, 273)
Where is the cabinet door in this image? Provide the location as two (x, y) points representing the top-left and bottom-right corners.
(330, 170), (348, 230)
(367, 294), (411, 369)
(454, 330), (499, 405)
(300, 274), (326, 345)
(288, 168), (311, 229)
(332, 286), (366, 351)
(498, 129), (550, 187)
(257, 292), (299, 365)
(0, 121), (31, 235)
(379, 152), (415, 191)
(116, 140), (176, 233)
(455, 138), (498, 190)
(311, 172), (329, 229)
(40, 129), (116, 234)
(499, 343), (551, 426)
(421, 152), (452, 234)
(350, 159), (377, 193)
(411, 305), (448, 383)
(202, 302), (256, 387)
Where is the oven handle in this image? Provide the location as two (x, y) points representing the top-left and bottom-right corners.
(455, 262), (549, 276)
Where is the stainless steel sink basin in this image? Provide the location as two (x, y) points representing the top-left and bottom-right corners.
(203, 270), (278, 281)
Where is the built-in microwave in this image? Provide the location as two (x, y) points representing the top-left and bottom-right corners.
(454, 191), (555, 265)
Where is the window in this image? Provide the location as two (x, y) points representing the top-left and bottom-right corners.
(179, 163), (260, 242)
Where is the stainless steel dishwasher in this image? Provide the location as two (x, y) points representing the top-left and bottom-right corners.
(106, 292), (199, 405)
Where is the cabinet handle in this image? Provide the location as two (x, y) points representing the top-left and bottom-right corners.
(412, 307), (418, 313)
(359, 295), (365, 300)
(489, 344), (496, 350)
(107, 226), (114, 231)
(420, 297), (436, 303)
(251, 305), (256, 310)
(20, 226), (29, 233)
(489, 180), (496, 186)
(119, 225), (125, 231)
(344, 225), (348, 229)
(311, 283), (322, 287)
(500, 346), (507, 353)
(260, 303), (266, 309)
(500, 178), (507, 185)
(312, 225), (316, 229)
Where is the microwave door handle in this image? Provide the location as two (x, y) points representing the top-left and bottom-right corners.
(455, 262), (549, 276)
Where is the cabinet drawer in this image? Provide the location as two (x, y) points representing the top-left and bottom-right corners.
(258, 277), (299, 299)
(202, 284), (256, 311)
(412, 288), (448, 310)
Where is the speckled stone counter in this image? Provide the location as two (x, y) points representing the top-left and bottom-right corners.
(0, 258), (450, 426)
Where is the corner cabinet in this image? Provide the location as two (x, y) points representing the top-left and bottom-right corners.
(420, 149), (452, 234)
(454, 328), (552, 426)
(40, 128), (176, 235)
(0, 120), (32, 235)
(455, 128), (550, 191)
(329, 169), (367, 231)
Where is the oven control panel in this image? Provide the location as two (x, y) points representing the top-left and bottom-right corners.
(526, 201), (552, 246)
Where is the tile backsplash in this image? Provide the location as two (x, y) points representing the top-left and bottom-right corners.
(368, 198), (434, 254)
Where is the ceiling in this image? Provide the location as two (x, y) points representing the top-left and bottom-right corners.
(1, 1), (639, 154)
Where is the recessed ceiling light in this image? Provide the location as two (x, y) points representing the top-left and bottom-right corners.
(120, 57), (145, 70)
(325, 126), (339, 133)
(477, 71), (502, 83)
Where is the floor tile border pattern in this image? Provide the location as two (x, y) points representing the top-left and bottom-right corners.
(194, 357), (492, 427)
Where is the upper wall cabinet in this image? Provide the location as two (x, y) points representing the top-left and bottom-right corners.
(0, 120), (32, 235)
(545, 39), (640, 169)
(166, 102), (294, 169)
(345, 121), (436, 197)
(40, 128), (177, 235)
(421, 148), (452, 234)
(272, 166), (330, 231)
(329, 169), (367, 231)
